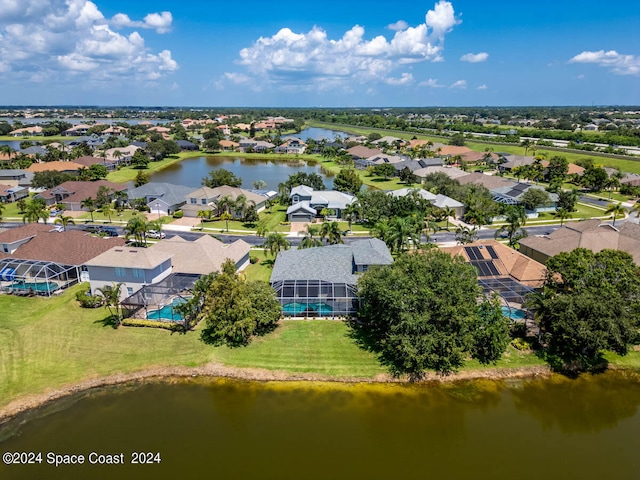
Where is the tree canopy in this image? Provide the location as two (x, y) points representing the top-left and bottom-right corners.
(355, 251), (510, 378)
(529, 248), (640, 372)
(202, 168), (243, 188)
(333, 168), (363, 194)
(200, 260), (281, 347)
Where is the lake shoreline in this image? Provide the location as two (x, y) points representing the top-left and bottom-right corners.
(0, 362), (554, 423)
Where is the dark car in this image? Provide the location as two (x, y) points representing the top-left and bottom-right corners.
(100, 226), (119, 237)
(83, 225), (102, 234)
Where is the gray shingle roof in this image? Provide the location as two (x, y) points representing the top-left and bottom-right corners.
(128, 182), (194, 206)
(351, 239), (393, 266)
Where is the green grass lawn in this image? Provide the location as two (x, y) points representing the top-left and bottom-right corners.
(0, 135), (78, 142)
(243, 250), (273, 283)
(106, 151), (204, 183)
(200, 205), (289, 233)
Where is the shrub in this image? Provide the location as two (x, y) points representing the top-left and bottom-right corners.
(121, 318), (184, 332)
(511, 338), (531, 351)
(75, 288), (103, 308)
(249, 256), (259, 264)
(172, 210), (183, 218)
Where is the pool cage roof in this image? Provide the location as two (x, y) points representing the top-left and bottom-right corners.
(479, 277), (535, 305)
(0, 257), (77, 281)
(121, 273), (200, 309)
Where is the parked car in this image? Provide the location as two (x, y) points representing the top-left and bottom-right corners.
(100, 226), (119, 237)
(83, 225), (102, 234)
(147, 230), (166, 239)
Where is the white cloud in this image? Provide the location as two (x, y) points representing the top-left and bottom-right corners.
(0, 0), (178, 84)
(387, 20), (408, 32)
(419, 78), (444, 87)
(231, 1), (460, 91)
(569, 50), (640, 76)
(111, 11), (173, 34)
(385, 73), (414, 85)
(477, 84), (487, 90)
(450, 79), (467, 89)
(460, 52), (488, 63)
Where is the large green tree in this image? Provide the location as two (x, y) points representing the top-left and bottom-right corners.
(202, 168), (242, 188)
(528, 249), (640, 372)
(200, 260), (281, 347)
(333, 168), (363, 194)
(356, 251), (509, 378)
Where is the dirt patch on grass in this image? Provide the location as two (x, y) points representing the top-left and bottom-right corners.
(0, 363), (553, 423)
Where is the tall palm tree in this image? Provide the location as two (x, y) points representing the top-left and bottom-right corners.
(81, 197), (96, 222)
(101, 204), (114, 223)
(342, 201), (361, 232)
(124, 215), (149, 246)
(455, 225), (479, 245)
(605, 202), (626, 227)
(299, 224), (322, 249)
(264, 232), (290, 258)
(370, 220), (390, 243)
(495, 205), (528, 247)
(216, 195), (234, 217)
(520, 139), (532, 156)
(22, 198), (48, 224)
(197, 210), (211, 230)
(320, 221), (343, 245)
(54, 214), (75, 231)
(233, 194), (249, 219)
(96, 282), (124, 328)
(387, 216), (420, 253)
(220, 212), (233, 232)
(554, 207), (572, 226)
(442, 205), (455, 231)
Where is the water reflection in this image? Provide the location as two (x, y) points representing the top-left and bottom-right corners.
(512, 371), (640, 433)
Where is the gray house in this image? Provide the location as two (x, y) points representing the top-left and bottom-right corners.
(287, 185), (355, 222)
(127, 182), (194, 216)
(270, 239), (392, 317)
(84, 247), (173, 301)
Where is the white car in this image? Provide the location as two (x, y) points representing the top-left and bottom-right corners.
(147, 230), (166, 239)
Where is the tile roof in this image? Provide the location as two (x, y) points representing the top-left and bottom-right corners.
(39, 180), (126, 204)
(0, 224), (126, 265)
(457, 172), (518, 190)
(27, 161), (84, 173)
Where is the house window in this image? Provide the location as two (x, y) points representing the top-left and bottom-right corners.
(190, 198), (197, 204)
(131, 268), (143, 279)
(127, 287), (133, 296)
(115, 267), (126, 277)
(292, 195), (299, 203)
(201, 198), (207, 205)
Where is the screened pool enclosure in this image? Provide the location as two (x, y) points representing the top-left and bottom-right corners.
(271, 280), (358, 317)
(0, 258), (79, 296)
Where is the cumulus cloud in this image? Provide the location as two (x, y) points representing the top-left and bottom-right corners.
(477, 84), (487, 90)
(0, 0), (177, 84)
(111, 11), (173, 34)
(419, 78), (444, 87)
(450, 79), (467, 89)
(569, 50), (640, 76)
(460, 52), (488, 63)
(387, 20), (408, 31)
(223, 0), (460, 91)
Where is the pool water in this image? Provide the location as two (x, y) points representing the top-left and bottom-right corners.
(147, 297), (188, 321)
(501, 306), (527, 320)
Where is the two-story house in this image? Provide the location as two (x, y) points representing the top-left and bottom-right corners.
(182, 186), (266, 218)
(286, 185), (355, 222)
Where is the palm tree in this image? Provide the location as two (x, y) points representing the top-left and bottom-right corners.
(220, 212), (233, 232)
(264, 232), (290, 258)
(442, 206), (455, 231)
(54, 214), (75, 231)
(81, 198), (96, 223)
(256, 224), (269, 238)
(605, 202), (626, 227)
(387, 216), (420, 253)
(124, 215), (149, 246)
(233, 194), (249, 220)
(495, 205), (528, 248)
(299, 224), (322, 249)
(630, 202), (640, 219)
(370, 220), (390, 243)
(554, 207), (572, 226)
(197, 209), (211, 230)
(101, 204), (114, 223)
(22, 198), (48, 224)
(216, 195), (234, 217)
(342, 202), (361, 232)
(96, 282), (124, 328)
(455, 225), (479, 245)
(320, 221), (343, 245)
(520, 139), (532, 156)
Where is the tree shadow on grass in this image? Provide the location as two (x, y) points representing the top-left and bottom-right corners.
(93, 314), (118, 329)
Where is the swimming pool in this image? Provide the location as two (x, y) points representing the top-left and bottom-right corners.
(147, 297), (188, 321)
(501, 306), (527, 320)
(10, 281), (60, 293)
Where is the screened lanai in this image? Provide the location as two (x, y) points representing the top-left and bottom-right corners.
(120, 273), (200, 321)
(0, 258), (78, 296)
(272, 280), (358, 317)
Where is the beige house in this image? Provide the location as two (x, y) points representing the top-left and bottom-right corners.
(519, 220), (640, 265)
(182, 186), (266, 218)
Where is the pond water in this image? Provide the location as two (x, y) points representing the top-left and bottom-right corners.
(150, 156), (334, 190)
(1, 372), (639, 480)
(298, 127), (351, 142)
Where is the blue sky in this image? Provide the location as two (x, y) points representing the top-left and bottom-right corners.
(0, 0), (638, 107)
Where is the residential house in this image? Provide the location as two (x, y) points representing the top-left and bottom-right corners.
(388, 188), (464, 218)
(182, 185), (266, 218)
(519, 220), (640, 265)
(63, 124), (93, 136)
(84, 246), (173, 301)
(238, 139), (275, 152)
(393, 158), (444, 174)
(274, 137), (307, 154)
(270, 238), (393, 317)
(219, 140), (239, 151)
(0, 184), (29, 203)
(0, 224), (125, 296)
(127, 182), (194, 216)
(0, 170), (34, 188)
(150, 235), (251, 275)
(497, 155), (537, 173)
(441, 240), (546, 304)
(286, 185), (355, 222)
(355, 153), (406, 170)
(37, 180), (127, 210)
(20, 146), (48, 157)
(74, 155), (116, 170)
(27, 161), (85, 175)
(176, 140), (199, 151)
(9, 126), (42, 136)
(413, 165), (469, 183)
(346, 145), (382, 160)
